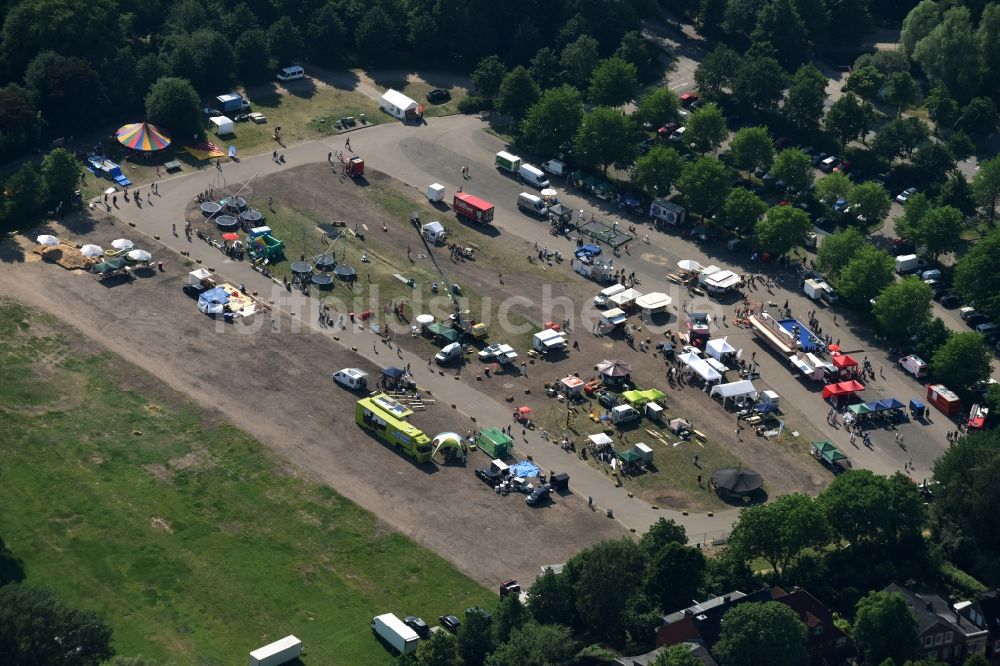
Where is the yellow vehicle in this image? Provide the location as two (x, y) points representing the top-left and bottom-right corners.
(356, 394), (433, 463)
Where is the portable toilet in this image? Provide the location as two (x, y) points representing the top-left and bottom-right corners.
(645, 401), (664, 422)
(634, 443), (654, 465)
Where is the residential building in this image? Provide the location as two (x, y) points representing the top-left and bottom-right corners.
(974, 594), (1000, 664)
(771, 586), (854, 666)
(884, 583), (989, 664)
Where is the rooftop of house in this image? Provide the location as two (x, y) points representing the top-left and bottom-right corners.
(884, 583), (989, 638)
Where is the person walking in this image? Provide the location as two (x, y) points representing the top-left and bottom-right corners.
(172, 223), (177, 236)
(345, 137), (351, 151)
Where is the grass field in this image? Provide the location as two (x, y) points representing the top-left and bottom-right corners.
(0, 299), (493, 665)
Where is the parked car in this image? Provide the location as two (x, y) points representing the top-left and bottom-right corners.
(526, 484), (553, 506)
(233, 113), (250, 123)
(669, 127), (687, 142)
(426, 89), (451, 103)
(657, 122), (680, 137)
(892, 238), (916, 254)
(439, 615), (461, 633)
(680, 92), (699, 107)
(814, 216), (834, 231)
(465, 607), (492, 622)
(639, 137), (656, 154)
(896, 187), (918, 204)
(202, 106), (222, 117)
(939, 294), (960, 308)
(819, 156), (840, 172)
(965, 313), (990, 328)
(474, 468), (502, 487)
(811, 152), (829, 166)
(404, 616), (430, 639)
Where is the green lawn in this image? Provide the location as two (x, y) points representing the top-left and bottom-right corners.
(0, 299), (492, 665)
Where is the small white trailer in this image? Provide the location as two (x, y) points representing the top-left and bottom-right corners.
(248, 635), (302, 666)
(372, 613), (419, 654)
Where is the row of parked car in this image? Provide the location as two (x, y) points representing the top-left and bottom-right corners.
(402, 605), (491, 639)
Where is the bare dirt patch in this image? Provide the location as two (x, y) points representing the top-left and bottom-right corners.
(149, 516), (173, 532)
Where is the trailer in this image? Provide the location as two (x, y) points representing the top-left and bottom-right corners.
(248, 635), (302, 666)
(453, 192), (495, 224)
(372, 613), (419, 655)
(495, 151), (522, 174)
(927, 384), (963, 416)
(356, 394), (433, 462)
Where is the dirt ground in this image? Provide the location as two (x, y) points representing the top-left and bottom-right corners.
(177, 163), (829, 507)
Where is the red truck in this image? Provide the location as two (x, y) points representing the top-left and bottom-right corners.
(453, 192), (494, 224)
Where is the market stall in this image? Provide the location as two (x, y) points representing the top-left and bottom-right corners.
(706, 337), (737, 362)
(710, 380), (758, 406)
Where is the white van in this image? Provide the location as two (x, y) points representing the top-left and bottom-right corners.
(517, 192), (547, 217)
(899, 355), (929, 379)
(519, 163), (550, 189)
(435, 342), (463, 364)
(276, 65), (304, 81)
(332, 368), (369, 390)
(594, 283), (626, 308)
(541, 159), (566, 176)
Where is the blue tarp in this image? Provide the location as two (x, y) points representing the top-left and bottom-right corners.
(510, 460), (541, 478)
(382, 366), (405, 378)
(576, 244), (602, 257)
(199, 287), (229, 304)
(755, 402), (779, 414)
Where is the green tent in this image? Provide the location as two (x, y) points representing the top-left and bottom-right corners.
(426, 322), (459, 344)
(638, 388), (666, 402)
(810, 440), (851, 471)
(476, 428), (512, 459)
(621, 390), (647, 406)
(617, 450), (642, 463)
(90, 256), (127, 274)
(848, 403), (872, 415)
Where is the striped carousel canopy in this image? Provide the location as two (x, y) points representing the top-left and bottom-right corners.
(116, 122), (171, 151)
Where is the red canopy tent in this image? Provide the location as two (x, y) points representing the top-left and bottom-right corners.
(832, 354), (858, 370)
(822, 380), (866, 399)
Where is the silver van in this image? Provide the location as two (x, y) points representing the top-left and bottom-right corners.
(517, 192), (548, 217)
(277, 65), (304, 81)
(518, 163), (550, 189)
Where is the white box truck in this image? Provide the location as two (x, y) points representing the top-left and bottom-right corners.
(895, 254), (927, 274)
(372, 613), (419, 655)
(333, 368), (369, 390)
(518, 163), (550, 189)
(248, 635), (302, 666)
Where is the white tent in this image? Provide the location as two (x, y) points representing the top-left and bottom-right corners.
(706, 337), (737, 361)
(699, 266), (741, 292)
(588, 433), (613, 448)
(677, 351), (722, 383)
(710, 380), (758, 405)
(379, 89), (419, 120)
(210, 116), (234, 136)
(609, 287), (643, 308)
(635, 292), (672, 313)
(599, 307), (628, 327)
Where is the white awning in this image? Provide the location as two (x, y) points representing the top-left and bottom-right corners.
(609, 288), (643, 307)
(588, 433), (613, 446)
(678, 352), (722, 382)
(706, 337), (736, 360)
(635, 292), (672, 311)
(710, 380), (758, 400)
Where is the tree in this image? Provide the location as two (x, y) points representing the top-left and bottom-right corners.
(914, 317), (951, 360)
(472, 55), (507, 99)
(755, 206), (811, 256)
(25, 51), (107, 133)
(694, 45), (740, 100)
(145, 77), (201, 140)
(676, 157), (732, 217)
(685, 103), (727, 153)
(911, 142), (957, 188)
(912, 7), (978, 101)
(974, 157), (1000, 224)
(954, 229), (1000, 319)
(0, 84), (39, 157)
(901, 0), (941, 57)
(853, 591), (920, 665)
(820, 470), (926, 549)
(873, 117), (929, 162)
(651, 645), (703, 666)
(894, 193), (933, 243)
(825, 94), (875, 145)
(457, 607), (495, 666)
(634, 88), (680, 131)
(938, 172), (977, 218)
(528, 567), (576, 627)
(730, 127), (774, 176)
(918, 206), (964, 260)
(724, 0), (770, 42)
(835, 245), (895, 306)
(926, 85), (959, 128)
(784, 64), (828, 132)
(615, 31), (655, 81)
(520, 86), (583, 157)
(1, 164), (46, 225)
(752, 0), (811, 69)
(643, 542), (707, 612)
(959, 97), (1000, 137)
(732, 55), (788, 114)
(496, 66), (539, 124)
(932, 332), (992, 395)
(308, 5), (347, 66)
(640, 519), (688, 557)
(771, 149), (813, 192)
(0, 535), (24, 586)
(493, 596), (529, 646)
(573, 107), (638, 174)
(816, 227), (866, 278)
(633, 146), (685, 197)
(485, 623), (577, 666)
(816, 172), (854, 208)
(873, 277), (933, 338)
(965, 655), (991, 666)
(415, 629), (459, 666)
(566, 538), (645, 642)
(234, 29), (271, 83)
(529, 48), (561, 90)
(0, 584), (114, 665)
(714, 602), (808, 666)
(718, 188), (768, 235)
(884, 71), (917, 115)
(41, 148), (80, 207)
(847, 65), (886, 101)
(588, 57), (639, 107)
(946, 131), (975, 163)
(727, 493), (830, 578)
(560, 35), (600, 88)
(266, 16), (304, 65)
(932, 430), (1000, 555)
(847, 182), (892, 225)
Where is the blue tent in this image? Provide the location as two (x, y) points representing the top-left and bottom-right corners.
(576, 244), (602, 257)
(865, 401), (888, 412)
(200, 287), (230, 304)
(382, 366), (405, 378)
(883, 397), (905, 410)
(755, 402), (779, 414)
